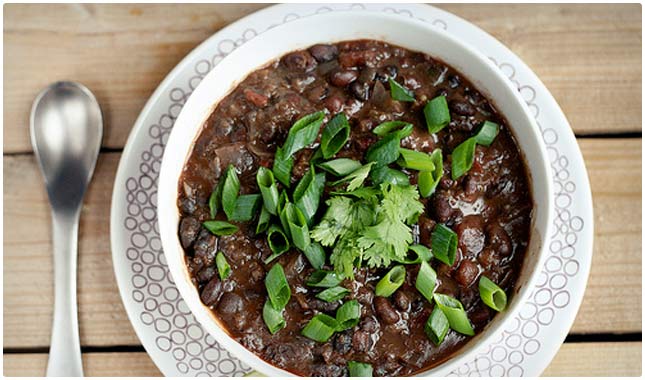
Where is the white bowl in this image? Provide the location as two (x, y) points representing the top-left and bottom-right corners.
(158, 11), (553, 377)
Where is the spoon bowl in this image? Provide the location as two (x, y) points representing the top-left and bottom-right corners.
(30, 81), (103, 377)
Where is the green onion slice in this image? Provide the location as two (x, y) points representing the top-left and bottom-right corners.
(265, 263), (291, 310)
(451, 137), (476, 180)
(375, 265), (406, 297)
(301, 314), (339, 343)
(256, 205), (271, 234)
(230, 194), (262, 222)
(431, 224), (458, 266)
(330, 186), (380, 199)
(277, 191), (290, 238)
(474, 121), (500, 147)
(281, 203), (310, 251)
(273, 146), (294, 187)
(336, 299), (361, 330)
(418, 149), (443, 198)
(315, 286), (349, 302)
(264, 225), (290, 264)
(397, 148), (435, 171)
(256, 167), (279, 215)
(425, 307), (449, 345)
(321, 113), (350, 159)
(415, 261), (437, 302)
(293, 167), (326, 225)
(317, 158), (362, 177)
(389, 78), (415, 102)
(215, 251), (231, 280)
(303, 242), (326, 270)
(479, 276), (507, 311)
(262, 300), (285, 335)
(366, 133), (402, 166)
(370, 165), (410, 186)
(331, 162), (374, 191)
(282, 111), (325, 158)
(348, 361), (373, 377)
(372, 120), (413, 137)
(203, 220), (238, 236)
(396, 244), (433, 264)
(306, 270), (345, 288)
(221, 165), (240, 220)
(424, 95), (451, 133)
(208, 179), (224, 218)
(433, 293), (475, 336)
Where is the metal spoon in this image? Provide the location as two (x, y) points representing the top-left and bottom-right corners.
(30, 81), (103, 377)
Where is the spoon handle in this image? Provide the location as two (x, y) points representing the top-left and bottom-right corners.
(46, 209), (84, 377)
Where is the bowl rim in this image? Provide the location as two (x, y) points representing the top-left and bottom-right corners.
(158, 10), (554, 377)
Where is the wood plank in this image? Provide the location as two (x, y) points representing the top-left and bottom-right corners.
(3, 138), (640, 348)
(543, 342), (642, 376)
(3, 4), (641, 153)
(2, 342), (641, 376)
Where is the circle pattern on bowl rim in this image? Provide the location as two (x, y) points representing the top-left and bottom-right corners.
(111, 3), (593, 376)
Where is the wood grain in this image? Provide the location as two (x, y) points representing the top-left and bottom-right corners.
(3, 139), (641, 348)
(3, 342), (641, 376)
(3, 4), (641, 153)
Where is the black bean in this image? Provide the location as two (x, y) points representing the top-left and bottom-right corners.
(179, 216), (201, 250)
(308, 44), (338, 63)
(455, 215), (486, 257)
(324, 95), (344, 113)
(451, 101), (476, 116)
(393, 291), (411, 311)
(374, 296), (399, 325)
(200, 277), (223, 306)
(349, 81), (370, 101)
(330, 69), (358, 87)
(487, 224), (512, 256)
(333, 332), (353, 355)
(454, 259), (480, 286)
(217, 292), (244, 314)
(282, 51), (317, 72)
(352, 330), (371, 352)
(432, 190), (454, 223)
(196, 265), (217, 284)
(193, 229), (218, 265)
(360, 317), (379, 333)
(358, 67), (377, 83)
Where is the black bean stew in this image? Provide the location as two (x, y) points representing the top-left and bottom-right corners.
(177, 40), (532, 376)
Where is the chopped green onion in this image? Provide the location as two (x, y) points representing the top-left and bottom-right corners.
(262, 300), (285, 334)
(330, 186), (380, 199)
(264, 225), (290, 264)
(301, 314), (339, 343)
(310, 147), (324, 163)
(348, 361), (373, 377)
(277, 191), (290, 238)
(256, 205), (271, 234)
(431, 224), (458, 266)
(273, 146), (294, 187)
(372, 120), (412, 137)
(306, 270), (345, 287)
(321, 113), (350, 159)
(315, 286), (349, 302)
(425, 307), (449, 345)
(331, 162), (374, 191)
(370, 165), (410, 186)
(479, 276), (507, 311)
(303, 242), (326, 270)
(394, 123), (414, 139)
(265, 264), (291, 310)
(335, 299), (361, 330)
(293, 167), (326, 225)
(208, 179), (224, 218)
(474, 121), (499, 147)
(424, 95), (451, 133)
(317, 158), (362, 177)
(215, 251), (231, 280)
(203, 220), (238, 236)
(375, 265), (406, 297)
(389, 78), (415, 102)
(256, 167), (279, 215)
(418, 149), (443, 198)
(281, 203), (310, 251)
(396, 244), (433, 264)
(282, 111), (325, 158)
(415, 261), (437, 302)
(434, 293), (474, 336)
(230, 194), (262, 222)
(366, 133), (402, 166)
(397, 148), (436, 171)
(221, 165), (240, 220)
(451, 137), (476, 180)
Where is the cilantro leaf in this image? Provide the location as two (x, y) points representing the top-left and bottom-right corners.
(380, 183), (425, 224)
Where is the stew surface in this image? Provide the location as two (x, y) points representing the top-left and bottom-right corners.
(177, 40), (532, 376)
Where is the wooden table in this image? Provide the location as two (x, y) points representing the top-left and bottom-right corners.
(4, 4), (642, 376)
